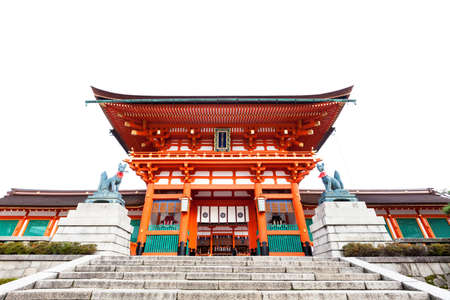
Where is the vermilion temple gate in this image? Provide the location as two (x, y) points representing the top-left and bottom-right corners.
(90, 86), (355, 256)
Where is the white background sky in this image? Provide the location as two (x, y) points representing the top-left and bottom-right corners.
(0, 1), (449, 197)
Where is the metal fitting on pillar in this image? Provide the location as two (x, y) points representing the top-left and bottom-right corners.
(177, 241), (187, 256)
(136, 242), (144, 256)
(302, 241), (312, 256)
(260, 241), (269, 256)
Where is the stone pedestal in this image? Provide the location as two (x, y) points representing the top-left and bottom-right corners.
(52, 203), (132, 255)
(311, 201), (392, 257)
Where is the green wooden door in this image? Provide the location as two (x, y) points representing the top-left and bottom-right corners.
(144, 235), (179, 253)
(305, 219), (313, 241)
(396, 218), (423, 238)
(23, 220), (49, 236)
(130, 220), (140, 242)
(0, 220), (19, 236)
(427, 218), (450, 238)
(268, 235), (303, 252)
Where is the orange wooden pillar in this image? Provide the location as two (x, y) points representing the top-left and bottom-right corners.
(136, 182), (155, 255)
(247, 199), (258, 255)
(187, 201), (198, 255)
(254, 182), (269, 255)
(383, 216), (395, 239)
(44, 217), (57, 237)
(178, 182), (191, 255)
(418, 214), (435, 238)
(388, 214), (403, 239)
(12, 215), (28, 237)
(291, 182), (312, 256)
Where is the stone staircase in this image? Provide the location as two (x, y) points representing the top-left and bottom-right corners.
(6, 256), (430, 299)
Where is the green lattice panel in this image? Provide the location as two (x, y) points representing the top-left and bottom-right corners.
(427, 218), (450, 238)
(144, 235), (178, 253)
(268, 235), (303, 252)
(397, 218), (424, 238)
(267, 224), (299, 231)
(0, 220), (19, 236)
(130, 220), (140, 243)
(305, 219), (313, 241)
(148, 224), (179, 231)
(23, 220), (49, 236)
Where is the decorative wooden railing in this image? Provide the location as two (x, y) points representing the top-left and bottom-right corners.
(129, 150), (315, 160)
(148, 224), (179, 231)
(267, 224), (299, 231)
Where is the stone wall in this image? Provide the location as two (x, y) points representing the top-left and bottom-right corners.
(359, 256), (450, 289)
(0, 255), (83, 279)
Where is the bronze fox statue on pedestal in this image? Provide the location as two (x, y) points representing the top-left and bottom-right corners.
(97, 163), (127, 193)
(317, 162), (344, 192)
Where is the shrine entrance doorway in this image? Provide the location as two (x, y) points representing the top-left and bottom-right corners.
(194, 203), (252, 256)
(196, 224), (249, 256)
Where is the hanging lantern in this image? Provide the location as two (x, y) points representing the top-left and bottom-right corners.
(256, 196), (266, 212)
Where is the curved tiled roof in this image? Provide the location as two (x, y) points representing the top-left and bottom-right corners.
(91, 86), (354, 102)
(90, 86), (354, 152)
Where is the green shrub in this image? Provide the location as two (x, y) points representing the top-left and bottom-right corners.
(404, 244), (427, 256)
(0, 278), (17, 285)
(343, 242), (378, 257)
(0, 243), (7, 255)
(28, 242), (50, 254)
(3, 242), (30, 255)
(79, 244), (97, 254)
(443, 204), (450, 215)
(381, 243), (409, 256)
(0, 242), (96, 255)
(343, 242), (449, 257)
(427, 244), (450, 256)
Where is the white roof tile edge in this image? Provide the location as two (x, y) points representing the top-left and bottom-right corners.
(0, 254), (101, 298)
(341, 257), (450, 300)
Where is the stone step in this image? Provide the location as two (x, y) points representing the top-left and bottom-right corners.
(6, 289), (429, 300)
(187, 272), (316, 281)
(248, 261), (350, 267)
(58, 272), (126, 280)
(263, 290), (429, 300)
(36, 279), (401, 291)
(90, 256), (340, 262)
(314, 273), (381, 281)
(59, 271), (186, 280)
(59, 271), (318, 280)
(74, 264), (362, 274)
(88, 259), (350, 267)
(286, 266), (364, 273)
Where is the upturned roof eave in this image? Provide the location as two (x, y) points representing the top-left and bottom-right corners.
(89, 85), (354, 103)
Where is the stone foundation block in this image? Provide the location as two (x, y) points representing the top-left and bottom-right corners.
(52, 203), (132, 256)
(311, 202), (392, 257)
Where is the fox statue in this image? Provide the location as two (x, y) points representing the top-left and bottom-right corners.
(85, 163), (127, 206)
(98, 163), (127, 193)
(317, 162), (344, 192)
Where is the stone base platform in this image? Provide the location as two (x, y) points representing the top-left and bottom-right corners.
(52, 203), (132, 255)
(311, 201), (392, 257)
